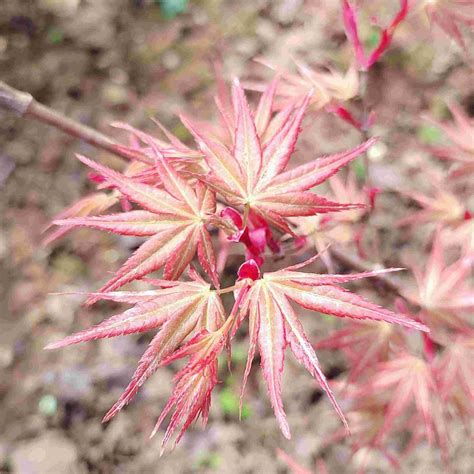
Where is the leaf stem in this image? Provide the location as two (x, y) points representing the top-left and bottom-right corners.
(216, 280), (249, 296)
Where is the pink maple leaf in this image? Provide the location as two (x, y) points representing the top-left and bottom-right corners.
(46, 269), (226, 430)
(427, 101), (474, 178)
(181, 79), (375, 237)
(54, 151), (220, 302)
(236, 255), (427, 438)
(403, 229), (474, 333)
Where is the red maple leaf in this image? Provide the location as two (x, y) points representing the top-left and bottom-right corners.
(54, 151), (220, 302)
(236, 256), (427, 438)
(427, 100), (474, 179)
(181, 79), (374, 237)
(46, 268), (226, 430)
(403, 229), (474, 333)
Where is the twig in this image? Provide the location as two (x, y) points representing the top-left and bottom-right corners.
(0, 80), (134, 161)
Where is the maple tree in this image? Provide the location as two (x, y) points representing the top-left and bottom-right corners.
(4, 0), (463, 467)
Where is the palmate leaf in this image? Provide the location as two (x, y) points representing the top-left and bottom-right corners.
(364, 354), (443, 447)
(316, 321), (405, 382)
(46, 273), (226, 426)
(46, 269), (239, 453)
(54, 153), (220, 303)
(404, 229), (474, 332)
(247, 57), (360, 112)
(237, 257), (428, 438)
(181, 79), (375, 234)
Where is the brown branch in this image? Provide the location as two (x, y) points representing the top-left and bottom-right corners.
(0, 80), (135, 161)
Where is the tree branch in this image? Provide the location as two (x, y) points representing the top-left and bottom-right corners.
(0, 80), (134, 161)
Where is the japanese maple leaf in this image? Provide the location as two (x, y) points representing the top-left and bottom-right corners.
(403, 229), (474, 332)
(247, 57), (360, 111)
(46, 268), (226, 423)
(434, 333), (474, 422)
(365, 353), (450, 453)
(106, 274), (246, 453)
(397, 178), (468, 227)
(45, 121), (204, 245)
(427, 100), (474, 178)
(327, 354), (449, 463)
(45, 113), (210, 246)
(236, 257), (427, 439)
(316, 321), (406, 381)
(53, 150), (220, 303)
(181, 79), (375, 236)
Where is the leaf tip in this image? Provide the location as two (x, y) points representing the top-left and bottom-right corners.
(101, 412), (113, 424)
(150, 425), (159, 439)
(43, 342), (59, 351)
(418, 322), (430, 333)
(281, 421), (292, 440)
